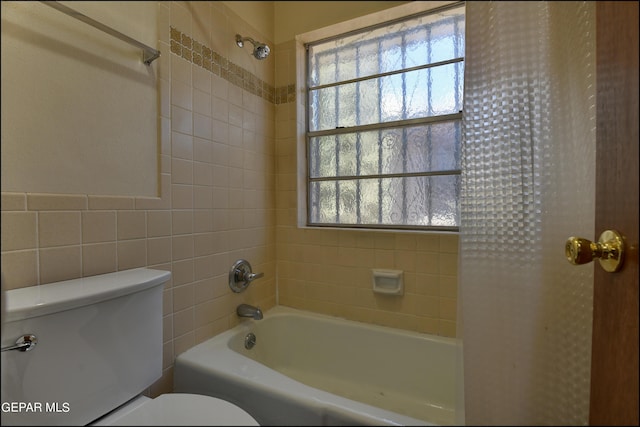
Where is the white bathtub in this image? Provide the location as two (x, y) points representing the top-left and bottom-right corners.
(174, 306), (457, 426)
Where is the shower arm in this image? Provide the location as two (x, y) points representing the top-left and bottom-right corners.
(235, 34), (270, 60)
(236, 34), (256, 47)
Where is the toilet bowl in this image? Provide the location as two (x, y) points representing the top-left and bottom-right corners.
(92, 394), (258, 426)
(0, 268), (258, 426)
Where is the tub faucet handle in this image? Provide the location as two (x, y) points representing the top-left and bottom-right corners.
(247, 271), (264, 281)
(229, 259), (263, 293)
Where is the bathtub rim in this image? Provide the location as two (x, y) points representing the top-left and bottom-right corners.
(174, 305), (458, 426)
(244, 305), (458, 344)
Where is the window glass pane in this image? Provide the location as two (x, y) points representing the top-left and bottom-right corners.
(309, 62), (463, 131)
(429, 174), (460, 227)
(309, 121), (461, 178)
(309, 181), (337, 223)
(308, 6), (465, 87)
(308, 175), (459, 228)
(337, 180), (358, 224)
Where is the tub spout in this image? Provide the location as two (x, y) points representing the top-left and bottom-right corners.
(237, 304), (263, 320)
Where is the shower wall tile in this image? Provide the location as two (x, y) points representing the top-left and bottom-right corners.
(82, 242), (117, 276)
(171, 79), (192, 111)
(173, 283), (194, 312)
(196, 110), (213, 140)
(171, 210), (193, 235)
(171, 235), (194, 260)
(147, 237), (172, 265)
(39, 246), (82, 284)
(1, 193), (26, 211)
(171, 131), (194, 160)
(171, 259), (194, 288)
(1, 212), (37, 251)
(193, 67), (211, 94)
(193, 186), (212, 209)
(194, 139), (213, 165)
(193, 209), (213, 234)
(193, 164), (213, 188)
(172, 307), (194, 338)
(82, 198), (129, 216)
(0, 250), (38, 290)
(171, 185), (193, 209)
(416, 273), (440, 296)
(171, 158), (193, 185)
(439, 297), (457, 320)
(147, 210), (172, 237)
(38, 212), (81, 248)
(27, 193), (87, 211)
(171, 106), (193, 135)
(82, 211), (116, 244)
(117, 211), (147, 240)
(439, 253), (458, 276)
(439, 275), (458, 298)
(117, 239), (147, 270)
(417, 234), (441, 251)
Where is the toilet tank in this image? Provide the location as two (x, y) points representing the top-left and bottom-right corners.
(1, 268), (170, 426)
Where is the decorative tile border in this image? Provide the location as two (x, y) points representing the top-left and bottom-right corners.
(170, 27), (295, 105)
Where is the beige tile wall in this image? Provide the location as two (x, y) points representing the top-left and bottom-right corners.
(0, 1), (459, 398)
(1, 1), (277, 396)
(273, 39), (459, 338)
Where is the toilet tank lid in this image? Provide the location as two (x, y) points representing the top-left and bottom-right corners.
(4, 268), (170, 322)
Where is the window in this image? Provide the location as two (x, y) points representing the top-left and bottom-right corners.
(305, 3), (465, 231)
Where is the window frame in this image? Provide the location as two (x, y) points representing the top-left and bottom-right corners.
(297, 1), (465, 233)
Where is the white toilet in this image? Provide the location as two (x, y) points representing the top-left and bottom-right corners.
(0, 268), (259, 426)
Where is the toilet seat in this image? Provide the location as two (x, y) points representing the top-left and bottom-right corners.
(102, 393), (259, 426)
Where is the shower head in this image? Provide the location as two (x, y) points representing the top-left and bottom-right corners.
(235, 34), (270, 60)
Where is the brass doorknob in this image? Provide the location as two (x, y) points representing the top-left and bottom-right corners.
(565, 230), (624, 273)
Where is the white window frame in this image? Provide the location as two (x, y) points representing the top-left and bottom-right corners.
(295, 1), (464, 232)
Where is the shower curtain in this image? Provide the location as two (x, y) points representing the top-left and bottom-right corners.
(458, 2), (596, 425)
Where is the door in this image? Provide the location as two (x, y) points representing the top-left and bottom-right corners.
(589, 2), (639, 425)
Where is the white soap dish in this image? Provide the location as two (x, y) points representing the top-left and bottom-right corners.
(372, 269), (403, 295)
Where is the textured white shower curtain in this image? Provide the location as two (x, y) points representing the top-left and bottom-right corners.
(458, 2), (595, 425)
